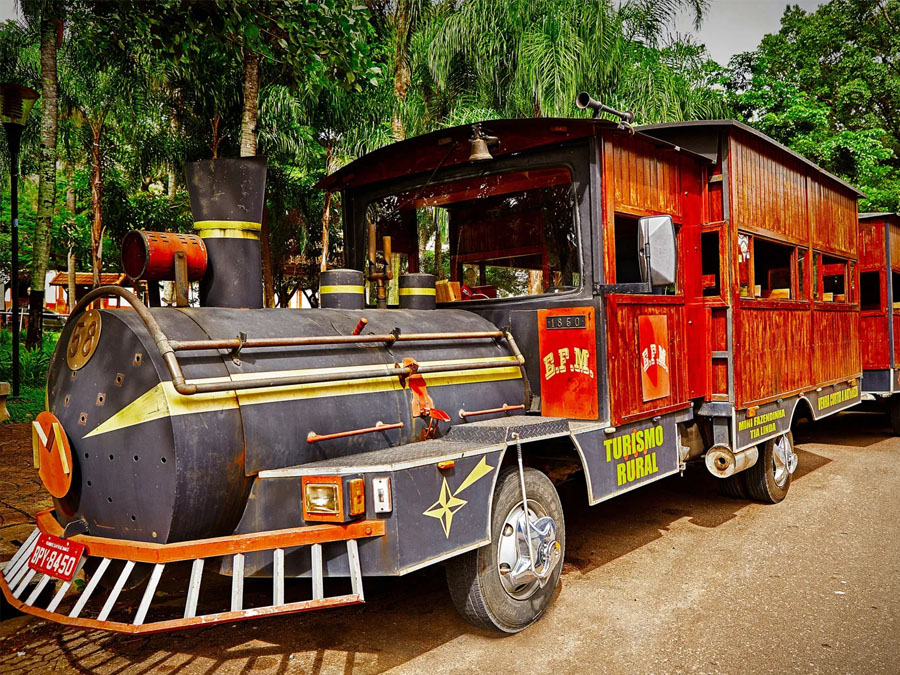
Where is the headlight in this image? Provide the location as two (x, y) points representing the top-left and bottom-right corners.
(301, 475), (366, 522)
(304, 483), (339, 514)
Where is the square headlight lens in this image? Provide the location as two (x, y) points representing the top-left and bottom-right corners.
(305, 483), (339, 514)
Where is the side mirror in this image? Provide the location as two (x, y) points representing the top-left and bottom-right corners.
(638, 215), (677, 287)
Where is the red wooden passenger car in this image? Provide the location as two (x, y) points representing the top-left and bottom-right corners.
(858, 212), (900, 428)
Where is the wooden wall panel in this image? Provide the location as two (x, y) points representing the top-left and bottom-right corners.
(809, 176), (858, 257)
(859, 217), (885, 268)
(811, 310), (861, 383)
(894, 316), (900, 366)
(612, 134), (682, 218)
(729, 130), (807, 243)
(890, 221), (900, 269)
(735, 308), (811, 406)
(606, 296), (688, 424)
(861, 314), (890, 370)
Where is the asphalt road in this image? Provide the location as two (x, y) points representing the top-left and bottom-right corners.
(1, 411), (898, 674)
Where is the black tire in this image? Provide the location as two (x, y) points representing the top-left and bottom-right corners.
(445, 466), (565, 633)
(889, 396), (900, 435)
(717, 473), (748, 499)
(744, 432), (794, 503)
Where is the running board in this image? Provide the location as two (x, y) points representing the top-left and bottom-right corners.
(1, 513), (383, 634)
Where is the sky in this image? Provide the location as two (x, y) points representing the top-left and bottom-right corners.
(674, 0), (826, 64)
(0, 0), (826, 66)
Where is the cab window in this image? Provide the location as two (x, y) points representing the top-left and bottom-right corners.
(364, 167), (579, 302)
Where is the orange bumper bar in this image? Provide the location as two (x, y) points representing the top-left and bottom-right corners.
(1, 510), (385, 634)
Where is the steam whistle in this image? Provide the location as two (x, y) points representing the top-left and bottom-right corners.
(576, 92), (635, 132)
(366, 221), (393, 309)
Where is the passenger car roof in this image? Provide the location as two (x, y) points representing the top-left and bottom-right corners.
(639, 120), (865, 198)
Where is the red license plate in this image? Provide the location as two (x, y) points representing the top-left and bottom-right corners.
(27, 533), (85, 581)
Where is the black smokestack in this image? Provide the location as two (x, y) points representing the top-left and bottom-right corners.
(185, 157), (267, 308)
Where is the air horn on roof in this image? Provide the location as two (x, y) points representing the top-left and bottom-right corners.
(576, 92), (635, 131)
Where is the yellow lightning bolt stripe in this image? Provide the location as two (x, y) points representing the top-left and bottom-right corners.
(453, 457), (494, 494)
(84, 357), (521, 439)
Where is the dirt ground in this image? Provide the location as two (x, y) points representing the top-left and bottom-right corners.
(1, 412), (899, 674)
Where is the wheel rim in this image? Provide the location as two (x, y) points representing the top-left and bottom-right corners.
(772, 435), (791, 487)
(496, 499), (561, 600)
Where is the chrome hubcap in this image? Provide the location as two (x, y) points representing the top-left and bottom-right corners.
(772, 434), (797, 487)
(497, 500), (561, 600)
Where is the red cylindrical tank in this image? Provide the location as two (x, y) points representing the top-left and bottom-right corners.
(121, 230), (208, 281)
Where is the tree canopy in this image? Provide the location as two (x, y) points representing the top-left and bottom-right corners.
(1, 0), (897, 326)
(721, 0), (900, 212)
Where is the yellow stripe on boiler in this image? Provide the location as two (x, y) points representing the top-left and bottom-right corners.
(83, 357), (522, 438)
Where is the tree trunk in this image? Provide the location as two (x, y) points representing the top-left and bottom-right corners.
(320, 141), (333, 272)
(240, 50), (259, 156)
(210, 113), (221, 158)
(26, 10), (59, 348)
(90, 123), (104, 288)
(168, 108), (179, 198)
(260, 207), (275, 307)
(240, 48), (275, 306)
(391, 0), (413, 141)
(434, 209), (442, 279)
(65, 163), (77, 311)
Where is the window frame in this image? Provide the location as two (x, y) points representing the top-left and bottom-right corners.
(859, 269), (884, 314)
(736, 231), (808, 304)
(813, 251), (857, 307)
(345, 146), (590, 307)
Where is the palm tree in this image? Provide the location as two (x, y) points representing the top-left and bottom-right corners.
(427, 0), (719, 122)
(59, 11), (141, 286)
(19, 0), (59, 348)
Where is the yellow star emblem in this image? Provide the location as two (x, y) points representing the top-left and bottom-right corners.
(424, 479), (468, 538)
(423, 457), (495, 538)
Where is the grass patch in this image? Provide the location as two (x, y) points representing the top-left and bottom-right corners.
(1, 329), (58, 424)
(5, 385), (46, 423)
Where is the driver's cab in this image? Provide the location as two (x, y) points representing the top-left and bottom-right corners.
(325, 118), (697, 426)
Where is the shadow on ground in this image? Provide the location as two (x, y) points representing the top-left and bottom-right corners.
(0, 410), (892, 673)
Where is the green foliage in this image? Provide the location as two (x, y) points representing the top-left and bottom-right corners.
(426, 0), (724, 122)
(721, 0), (900, 212)
(0, 329), (58, 388)
(3, 385), (46, 423)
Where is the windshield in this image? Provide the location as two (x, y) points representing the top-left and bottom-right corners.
(363, 167), (580, 303)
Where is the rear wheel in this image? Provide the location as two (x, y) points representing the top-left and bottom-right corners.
(718, 473), (748, 499)
(744, 432), (796, 503)
(446, 466), (564, 633)
(888, 396), (900, 435)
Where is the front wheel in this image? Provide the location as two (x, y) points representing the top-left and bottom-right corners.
(744, 432), (797, 503)
(446, 466), (564, 633)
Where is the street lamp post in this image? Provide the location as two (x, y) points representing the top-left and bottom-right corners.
(0, 83), (38, 398)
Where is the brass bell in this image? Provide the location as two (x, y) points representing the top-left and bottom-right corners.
(469, 124), (498, 162)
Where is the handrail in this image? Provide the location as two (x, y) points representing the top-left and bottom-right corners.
(307, 421), (403, 443)
(168, 330), (507, 351)
(458, 403), (526, 419)
(68, 286), (526, 397)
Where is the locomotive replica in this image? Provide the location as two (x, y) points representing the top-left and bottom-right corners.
(0, 94), (876, 634)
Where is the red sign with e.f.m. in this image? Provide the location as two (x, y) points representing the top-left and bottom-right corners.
(638, 315), (671, 401)
(537, 307), (598, 419)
